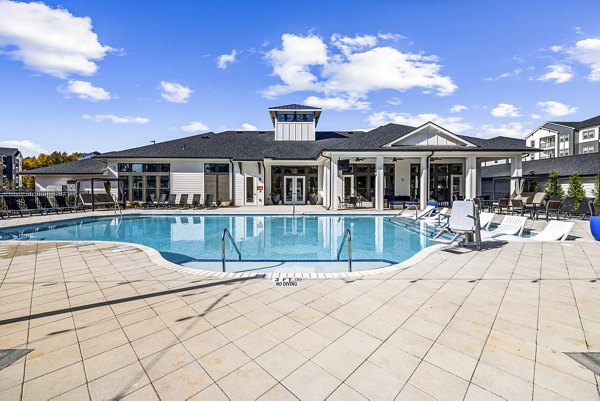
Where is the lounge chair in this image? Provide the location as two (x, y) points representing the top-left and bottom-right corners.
(159, 194), (177, 208)
(481, 215), (527, 239)
(178, 194), (189, 208)
(144, 193), (156, 208)
(479, 212), (495, 230)
(37, 195), (61, 214)
(204, 194), (214, 208)
(1, 196), (25, 217)
(536, 200), (561, 221)
(54, 195), (76, 212)
(396, 204), (436, 220)
(191, 194), (201, 209)
(22, 196), (44, 215)
(155, 193), (167, 207)
(96, 193), (117, 207)
(492, 198), (510, 214)
(493, 221), (574, 242)
(510, 199), (525, 216)
(432, 200), (481, 250)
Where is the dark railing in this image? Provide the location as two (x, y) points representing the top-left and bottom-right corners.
(0, 191), (76, 211)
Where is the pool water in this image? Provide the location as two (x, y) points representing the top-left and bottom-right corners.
(0, 214), (438, 273)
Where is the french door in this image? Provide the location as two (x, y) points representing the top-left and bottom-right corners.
(284, 176), (305, 204)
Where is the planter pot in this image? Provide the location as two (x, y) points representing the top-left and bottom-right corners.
(270, 194), (280, 205)
(309, 195), (318, 205)
(591, 216), (600, 241)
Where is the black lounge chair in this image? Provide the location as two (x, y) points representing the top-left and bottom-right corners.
(204, 194), (214, 208)
(96, 193), (117, 207)
(191, 194), (201, 209)
(22, 196), (44, 215)
(144, 193), (156, 208)
(165, 194), (177, 208)
(178, 194), (189, 208)
(37, 195), (61, 214)
(54, 195), (76, 212)
(1, 196), (25, 217)
(155, 193), (167, 207)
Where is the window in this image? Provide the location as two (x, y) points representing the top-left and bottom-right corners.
(582, 129), (596, 140)
(296, 114), (304, 122)
(132, 163), (143, 173)
(118, 163), (132, 172)
(204, 163), (229, 173)
(277, 114), (285, 122)
(529, 140), (535, 147)
(286, 114), (295, 122)
(583, 145), (596, 154)
(305, 114), (314, 122)
(118, 163), (170, 202)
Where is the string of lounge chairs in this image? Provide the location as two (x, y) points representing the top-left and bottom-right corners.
(0, 194), (79, 218)
(142, 193), (215, 209)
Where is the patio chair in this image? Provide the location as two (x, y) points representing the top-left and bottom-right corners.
(492, 198), (510, 214)
(572, 197), (593, 220)
(1, 196), (25, 217)
(144, 193), (157, 208)
(348, 196), (358, 208)
(537, 200), (562, 221)
(204, 194), (214, 208)
(479, 212), (495, 230)
(164, 194), (177, 208)
(493, 221), (574, 242)
(590, 199), (597, 218)
(432, 200), (481, 250)
(37, 195), (62, 214)
(22, 196), (44, 215)
(559, 197), (576, 219)
(191, 194), (201, 209)
(178, 194), (190, 208)
(510, 199), (525, 216)
(481, 215), (527, 239)
(54, 195), (76, 212)
(337, 196), (347, 209)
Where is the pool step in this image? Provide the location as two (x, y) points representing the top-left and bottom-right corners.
(181, 259), (393, 274)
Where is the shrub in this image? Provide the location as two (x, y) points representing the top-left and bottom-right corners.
(567, 172), (585, 210)
(544, 170), (564, 200)
(593, 171), (600, 205)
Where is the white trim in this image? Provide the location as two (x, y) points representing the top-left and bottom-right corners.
(383, 122), (477, 147)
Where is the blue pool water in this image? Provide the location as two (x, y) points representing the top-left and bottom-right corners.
(0, 214), (438, 273)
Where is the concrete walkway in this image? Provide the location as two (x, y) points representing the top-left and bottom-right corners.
(1, 238), (600, 400)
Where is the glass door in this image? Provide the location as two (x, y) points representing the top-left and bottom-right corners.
(284, 176), (305, 204)
(451, 175), (463, 201)
(245, 176), (256, 205)
(342, 176), (354, 198)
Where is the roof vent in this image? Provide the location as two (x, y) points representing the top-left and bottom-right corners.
(259, 131), (266, 134)
(236, 131), (243, 134)
(201, 135), (210, 139)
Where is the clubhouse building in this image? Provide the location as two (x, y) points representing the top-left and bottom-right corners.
(24, 104), (533, 210)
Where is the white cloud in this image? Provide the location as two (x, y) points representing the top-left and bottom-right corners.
(387, 97), (401, 105)
(479, 122), (530, 139)
(485, 68), (523, 81)
(491, 103), (521, 118)
(331, 33), (377, 56)
(378, 32), (405, 41)
(575, 26), (584, 35)
(536, 100), (578, 117)
(82, 114), (148, 124)
(0, 139), (47, 156)
(367, 111), (472, 133)
(262, 33), (456, 99)
(159, 81), (192, 103)
(538, 64), (573, 84)
(63, 80), (110, 101)
(240, 123), (257, 131)
(180, 121), (209, 133)
(550, 45), (563, 52)
(216, 50), (237, 69)
(568, 37), (600, 81)
(450, 104), (467, 113)
(0, 1), (112, 78)
(304, 95), (369, 111)
(531, 114), (542, 119)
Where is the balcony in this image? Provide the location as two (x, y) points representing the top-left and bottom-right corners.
(539, 141), (555, 149)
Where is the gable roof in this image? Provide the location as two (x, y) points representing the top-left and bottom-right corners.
(0, 147), (21, 156)
(22, 158), (107, 175)
(482, 153), (600, 178)
(268, 104), (321, 110)
(550, 115), (600, 130)
(385, 122), (476, 147)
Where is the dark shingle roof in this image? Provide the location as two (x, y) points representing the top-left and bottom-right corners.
(482, 153), (600, 178)
(22, 158), (107, 175)
(268, 104), (321, 110)
(0, 147), (20, 156)
(551, 115), (600, 130)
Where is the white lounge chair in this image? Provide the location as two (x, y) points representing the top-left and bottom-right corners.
(423, 207), (449, 225)
(432, 201), (481, 250)
(493, 220), (574, 242)
(479, 212), (495, 231)
(396, 205), (436, 220)
(481, 215), (527, 239)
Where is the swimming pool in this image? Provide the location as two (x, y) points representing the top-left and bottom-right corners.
(0, 214), (439, 273)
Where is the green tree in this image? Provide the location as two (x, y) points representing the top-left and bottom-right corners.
(567, 171), (585, 210)
(593, 171), (600, 206)
(544, 170), (564, 200)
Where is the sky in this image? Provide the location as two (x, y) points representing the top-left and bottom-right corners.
(0, 0), (599, 156)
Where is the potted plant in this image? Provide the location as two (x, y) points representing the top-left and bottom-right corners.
(308, 187), (318, 205)
(591, 171), (600, 241)
(270, 187), (281, 205)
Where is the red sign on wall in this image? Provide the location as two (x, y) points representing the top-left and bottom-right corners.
(257, 186), (264, 191)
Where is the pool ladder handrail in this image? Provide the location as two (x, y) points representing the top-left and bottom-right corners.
(336, 229), (352, 272)
(111, 193), (123, 217)
(221, 228), (241, 272)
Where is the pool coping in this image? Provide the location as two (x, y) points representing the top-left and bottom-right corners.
(1, 239), (447, 280)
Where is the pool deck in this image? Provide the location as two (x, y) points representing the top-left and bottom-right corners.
(0, 208), (599, 400)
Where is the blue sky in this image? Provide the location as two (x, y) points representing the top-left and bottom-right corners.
(0, 0), (599, 156)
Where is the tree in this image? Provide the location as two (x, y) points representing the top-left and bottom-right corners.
(567, 171), (585, 210)
(593, 171), (600, 206)
(544, 170), (564, 200)
(21, 151), (85, 191)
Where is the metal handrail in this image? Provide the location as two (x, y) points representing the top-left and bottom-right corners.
(221, 228), (241, 272)
(336, 229), (352, 272)
(112, 194), (123, 217)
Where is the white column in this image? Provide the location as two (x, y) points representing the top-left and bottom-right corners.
(419, 156), (428, 210)
(476, 161), (482, 198)
(510, 156), (523, 198)
(331, 156), (339, 210)
(375, 156), (384, 210)
(465, 156), (477, 200)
